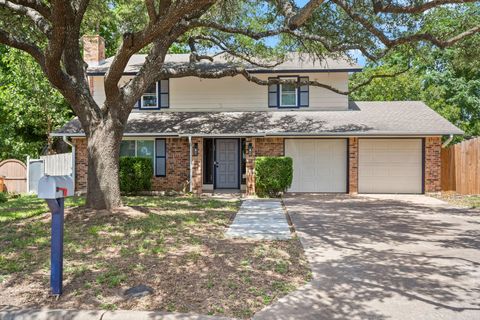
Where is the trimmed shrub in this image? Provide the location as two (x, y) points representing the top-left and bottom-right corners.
(0, 192), (7, 204)
(255, 156), (293, 198)
(119, 157), (153, 193)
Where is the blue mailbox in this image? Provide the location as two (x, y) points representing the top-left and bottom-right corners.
(38, 175), (74, 296)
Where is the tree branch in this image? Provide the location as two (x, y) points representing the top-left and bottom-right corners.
(145, 0), (157, 22)
(372, 0), (479, 14)
(0, 0), (51, 35)
(190, 34), (284, 68)
(288, 0), (325, 29)
(0, 28), (45, 68)
(333, 0), (480, 50)
(10, 0), (50, 19)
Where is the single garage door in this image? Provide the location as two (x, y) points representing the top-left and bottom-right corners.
(359, 139), (423, 193)
(285, 139), (347, 192)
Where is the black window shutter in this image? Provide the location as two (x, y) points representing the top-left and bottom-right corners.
(155, 139), (167, 177)
(159, 79), (169, 108)
(268, 78), (278, 107)
(299, 76), (309, 107)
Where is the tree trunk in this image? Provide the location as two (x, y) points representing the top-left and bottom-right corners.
(85, 120), (124, 210)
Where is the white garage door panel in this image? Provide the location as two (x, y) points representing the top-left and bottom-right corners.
(285, 139), (347, 192)
(359, 139), (422, 194)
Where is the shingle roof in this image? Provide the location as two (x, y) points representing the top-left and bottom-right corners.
(54, 101), (463, 137)
(87, 52), (362, 75)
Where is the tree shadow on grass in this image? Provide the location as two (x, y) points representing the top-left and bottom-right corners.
(0, 197), (310, 319)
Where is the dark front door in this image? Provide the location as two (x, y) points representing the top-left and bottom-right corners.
(215, 139), (239, 189)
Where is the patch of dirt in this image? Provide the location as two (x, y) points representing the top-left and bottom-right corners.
(432, 192), (480, 209)
(0, 198), (311, 318)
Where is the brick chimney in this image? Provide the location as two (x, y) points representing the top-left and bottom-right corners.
(82, 35), (105, 66)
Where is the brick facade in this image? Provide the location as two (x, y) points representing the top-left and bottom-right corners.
(191, 137), (203, 195)
(348, 137), (358, 194)
(73, 137), (190, 193)
(424, 136), (442, 192)
(151, 138), (190, 192)
(72, 138), (88, 192)
(245, 137), (256, 195)
(73, 136), (442, 195)
(245, 137), (285, 195)
(255, 137), (284, 157)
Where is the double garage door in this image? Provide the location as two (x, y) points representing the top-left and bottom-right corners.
(285, 139), (423, 193)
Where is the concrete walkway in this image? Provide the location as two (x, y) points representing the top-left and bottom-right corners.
(254, 194), (480, 320)
(225, 199), (291, 240)
(0, 306), (232, 320)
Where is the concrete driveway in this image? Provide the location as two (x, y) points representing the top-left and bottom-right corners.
(254, 194), (480, 320)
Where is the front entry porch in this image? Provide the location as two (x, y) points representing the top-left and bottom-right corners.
(200, 138), (246, 192)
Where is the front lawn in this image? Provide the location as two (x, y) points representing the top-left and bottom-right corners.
(0, 195), (311, 318)
(0, 194), (85, 222)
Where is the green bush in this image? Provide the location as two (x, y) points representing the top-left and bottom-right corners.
(119, 157), (153, 193)
(255, 156), (293, 198)
(0, 192), (7, 204)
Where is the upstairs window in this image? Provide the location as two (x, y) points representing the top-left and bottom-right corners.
(141, 83), (158, 109)
(280, 77), (298, 107)
(268, 76), (309, 108)
(136, 79), (169, 110)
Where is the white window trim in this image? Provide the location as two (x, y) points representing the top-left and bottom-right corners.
(279, 77), (298, 107)
(140, 83), (159, 109)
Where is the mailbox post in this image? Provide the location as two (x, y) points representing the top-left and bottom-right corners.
(38, 175), (74, 296)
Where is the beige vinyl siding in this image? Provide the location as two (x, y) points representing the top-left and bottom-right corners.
(358, 139), (423, 194)
(90, 73), (348, 111)
(91, 76), (132, 107)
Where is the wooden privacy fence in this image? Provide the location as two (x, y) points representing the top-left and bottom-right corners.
(0, 176), (4, 192)
(0, 159), (27, 193)
(441, 137), (480, 194)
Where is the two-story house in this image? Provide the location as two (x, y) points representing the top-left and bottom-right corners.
(54, 36), (462, 195)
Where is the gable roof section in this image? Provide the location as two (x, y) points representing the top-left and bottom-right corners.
(54, 101), (463, 137)
(87, 52), (362, 75)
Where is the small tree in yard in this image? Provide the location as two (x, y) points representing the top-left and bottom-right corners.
(0, 0), (478, 209)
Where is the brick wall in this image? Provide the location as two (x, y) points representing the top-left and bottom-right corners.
(245, 137), (285, 195)
(255, 137), (284, 156)
(73, 137), (190, 193)
(191, 137), (203, 195)
(348, 137), (358, 194)
(152, 137), (190, 192)
(245, 137), (256, 195)
(425, 136), (442, 192)
(72, 138), (88, 192)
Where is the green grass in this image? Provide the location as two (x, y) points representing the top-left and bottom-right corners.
(0, 195), (309, 319)
(0, 194), (233, 223)
(0, 194), (85, 222)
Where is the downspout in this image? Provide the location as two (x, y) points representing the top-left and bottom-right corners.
(62, 136), (76, 192)
(188, 135), (193, 193)
(442, 134), (454, 148)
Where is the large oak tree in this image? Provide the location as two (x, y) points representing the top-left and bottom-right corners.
(0, 0), (478, 209)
